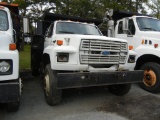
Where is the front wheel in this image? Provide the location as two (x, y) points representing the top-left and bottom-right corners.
(108, 84), (131, 96)
(140, 62), (160, 93)
(44, 64), (62, 106)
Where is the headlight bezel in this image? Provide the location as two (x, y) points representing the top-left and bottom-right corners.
(57, 53), (69, 62)
(0, 60), (13, 75)
(128, 55), (136, 63)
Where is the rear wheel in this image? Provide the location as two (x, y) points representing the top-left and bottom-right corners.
(44, 64), (62, 106)
(6, 100), (20, 112)
(108, 84), (131, 96)
(140, 62), (160, 93)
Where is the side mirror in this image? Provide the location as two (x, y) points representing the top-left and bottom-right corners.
(109, 9), (113, 16)
(105, 9), (113, 17)
(23, 17), (30, 34)
(45, 28), (49, 37)
(122, 18), (129, 31)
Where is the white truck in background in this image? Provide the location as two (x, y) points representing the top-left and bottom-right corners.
(28, 11), (143, 105)
(0, 3), (22, 112)
(102, 9), (160, 93)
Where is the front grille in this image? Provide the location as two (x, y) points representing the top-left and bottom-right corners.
(80, 39), (128, 65)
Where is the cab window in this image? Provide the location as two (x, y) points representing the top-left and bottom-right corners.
(128, 19), (135, 35)
(0, 10), (8, 31)
(118, 21), (123, 34)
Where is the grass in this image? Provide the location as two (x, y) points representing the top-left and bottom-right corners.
(19, 45), (31, 70)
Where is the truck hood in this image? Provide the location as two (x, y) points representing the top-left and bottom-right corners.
(140, 31), (160, 40)
(55, 34), (127, 42)
(0, 32), (12, 49)
(54, 34), (128, 52)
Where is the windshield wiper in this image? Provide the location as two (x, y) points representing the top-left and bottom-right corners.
(84, 33), (94, 35)
(58, 31), (75, 34)
(142, 27), (157, 31)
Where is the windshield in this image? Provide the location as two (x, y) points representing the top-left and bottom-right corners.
(0, 10), (8, 31)
(136, 17), (160, 31)
(56, 22), (102, 35)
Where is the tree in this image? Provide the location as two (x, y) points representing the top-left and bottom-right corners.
(146, 0), (160, 18)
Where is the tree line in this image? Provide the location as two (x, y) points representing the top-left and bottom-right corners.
(1, 0), (160, 23)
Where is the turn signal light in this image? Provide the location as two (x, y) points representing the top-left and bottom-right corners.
(154, 44), (158, 48)
(57, 40), (63, 46)
(57, 53), (69, 62)
(128, 55), (136, 63)
(9, 44), (16, 50)
(129, 46), (133, 50)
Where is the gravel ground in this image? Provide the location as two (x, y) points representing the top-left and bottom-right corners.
(0, 71), (160, 120)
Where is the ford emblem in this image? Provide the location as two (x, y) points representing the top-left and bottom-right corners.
(101, 51), (110, 55)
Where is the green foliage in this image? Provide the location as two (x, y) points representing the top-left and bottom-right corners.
(2, 0), (150, 25)
(146, 0), (160, 19)
(54, 0), (149, 19)
(19, 45), (31, 70)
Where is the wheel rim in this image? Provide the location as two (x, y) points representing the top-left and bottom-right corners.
(143, 69), (156, 87)
(44, 73), (50, 96)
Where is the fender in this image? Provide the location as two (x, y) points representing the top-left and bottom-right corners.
(43, 46), (88, 71)
(135, 45), (160, 59)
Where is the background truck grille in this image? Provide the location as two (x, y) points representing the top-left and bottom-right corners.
(80, 39), (128, 65)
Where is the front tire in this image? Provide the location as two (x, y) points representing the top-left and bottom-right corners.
(108, 84), (131, 96)
(140, 62), (160, 93)
(44, 64), (62, 106)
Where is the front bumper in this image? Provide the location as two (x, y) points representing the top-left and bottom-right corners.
(0, 79), (20, 103)
(57, 70), (143, 89)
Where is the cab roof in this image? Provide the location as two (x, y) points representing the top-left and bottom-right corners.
(42, 12), (102, 26)
(112, 10), (150, 21)
(0, 2), (19, 15)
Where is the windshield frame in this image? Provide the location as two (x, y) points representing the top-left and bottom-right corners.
(0, 10), (9, 31)
(55, 21), (103, 36)
(136, 17), (160, 32)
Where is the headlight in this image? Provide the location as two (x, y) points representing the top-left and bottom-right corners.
(57, 53), (69, 62)
(128, 55), (136, 63)
(0, 61), (10, 72)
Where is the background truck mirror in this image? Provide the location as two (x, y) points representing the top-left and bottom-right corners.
(109, 9), (113, 16)
(105, 9), (113, 17)
(122, 18), (128, 31)
(23, 17), (30, 34)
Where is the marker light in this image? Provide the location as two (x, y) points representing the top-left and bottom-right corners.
(9, 44), (16, 50)
(141, 39), (144, 44)
(129, 46), (133, 50)
(57, 40), (63, 46)
(154, 44), (158, 48)
(0, 6), (4, 9)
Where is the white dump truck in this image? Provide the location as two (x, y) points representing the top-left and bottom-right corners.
(0, 2), (22, 112)
(102, 10), (160, 93)
(28, 12), (143, 105)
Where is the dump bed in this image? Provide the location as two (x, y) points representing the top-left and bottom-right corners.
(112, 10), (148, 21)
(0, 2), (19, 15)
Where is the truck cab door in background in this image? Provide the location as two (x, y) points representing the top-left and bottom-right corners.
(116, 19), (139, 50)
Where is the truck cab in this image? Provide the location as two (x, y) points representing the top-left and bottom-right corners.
(108, 10), (160, 93)
(0, 4), (21, 112)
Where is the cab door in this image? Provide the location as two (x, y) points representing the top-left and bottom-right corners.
(116, 18), (140, 50)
